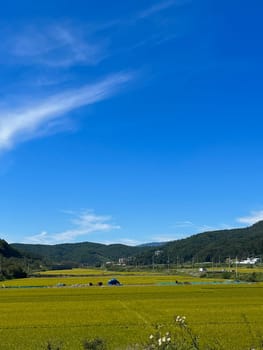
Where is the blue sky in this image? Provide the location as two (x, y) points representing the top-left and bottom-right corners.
(1, 0), (263, 245)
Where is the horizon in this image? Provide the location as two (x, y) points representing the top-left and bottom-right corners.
(1, 1), (263, 245)
(9, 219), (260, 247)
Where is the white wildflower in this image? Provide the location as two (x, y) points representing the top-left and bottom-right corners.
(149, 334), (154, 340)
(158, 338), (162, 346)
(162, 336), (166, 343)
(176, 315), (186, 325)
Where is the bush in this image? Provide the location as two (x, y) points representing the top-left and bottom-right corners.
(45, 341), (62, 350)
(83, 337), (107, 350)
(222, 271), (232, 279)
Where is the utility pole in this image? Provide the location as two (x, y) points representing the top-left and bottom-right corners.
(167, 252), (170, 273)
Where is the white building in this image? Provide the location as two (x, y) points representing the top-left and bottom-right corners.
(239, 257), (259, 265)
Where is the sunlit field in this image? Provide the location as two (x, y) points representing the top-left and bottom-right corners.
(0, 270), (263, 349)
(207, 266), (263, 273)
(37, 266), (263, 275)
(36, 268), (122, 276)
(2, 268), (224, 287)
(1, 275), (221, 287)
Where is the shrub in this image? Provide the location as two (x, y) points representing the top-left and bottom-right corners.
(222, 271), (232, 279)
(83, 337), (107, 350)
(45, 341), (62, 350)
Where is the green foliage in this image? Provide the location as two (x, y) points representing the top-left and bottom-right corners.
(221, 271), (232, 279)
(161, 220), (263, 263)
(44, 338), (107, 350)
(83, 338), (107, 350)
(238, 272), (263, 282)
(0, 239), (43, 280)
(45, 341), (62, 350)
(0, 239), (22, 258)
(11, 242), (152, 267)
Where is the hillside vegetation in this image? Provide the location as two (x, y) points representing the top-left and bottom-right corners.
(12, 241), (149, 267)
(164, 220), (263, 263)
(8, 221), (263, 268)
(0, 239), (30, 279)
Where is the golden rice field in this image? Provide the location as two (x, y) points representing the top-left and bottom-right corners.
(1, 274), (222, 288)
(35, 268), (150, 276)
(207, 266), (263, 273)
(0, 271), (262, 349)
(37, 265), (263, 275)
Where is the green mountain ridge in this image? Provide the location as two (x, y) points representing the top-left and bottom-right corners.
(0, 239), (22, 259)
(0, 239), (42, 280)
(11, 242), (149, 267)
(164, 220), (263, 263)
(7, 221), (263, 268)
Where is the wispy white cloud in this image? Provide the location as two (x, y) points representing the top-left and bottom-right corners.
(88, 1), (182, 31)
(173, 220), (194, 228)
(3, 23), (106, 68)
(137, 0), (189, 19)
(0, 72), (133, 151)
(101, 238), (141, 246)
(171, 221), (213, 232)
(118, 238), (141, 246)
(0, 5), (186, 153)
(95, 0), (188, 49)
(168, 220), (236, 241)
(150, 234), (177, 242)
(236, 210), (263, 225)
(119, 0), (190, 53)
(151, 221), (237, 244)
(25, 210), (120, 244)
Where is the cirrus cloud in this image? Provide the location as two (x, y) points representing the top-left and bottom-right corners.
(0, 72), (133, 151)
(236, 210), (263, 225)
(25, 210), (121, 244)
(2, 23), (106, 68)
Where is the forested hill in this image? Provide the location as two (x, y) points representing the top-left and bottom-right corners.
(162, 220), (263, 263)
(10, 221), (263, 267)
(11, 242), (150, 266)
(0, 239), (22, 258)
(0, 239), (42, 279)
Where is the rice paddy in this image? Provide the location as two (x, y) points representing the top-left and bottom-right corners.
(1, 274), (222, 288)
(0, 269), (262, 349)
